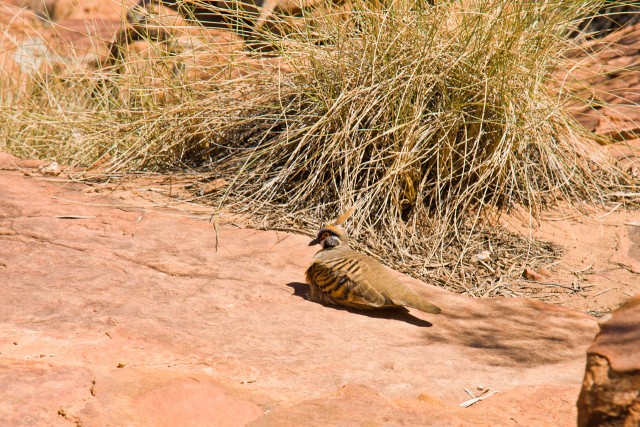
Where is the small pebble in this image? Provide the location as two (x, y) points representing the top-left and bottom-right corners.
(523, 267), (543, 281)
(538, 267), (552, 277)
(38, 161), (61, 176)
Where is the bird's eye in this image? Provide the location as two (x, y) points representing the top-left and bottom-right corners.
(321, 232), (330, 240)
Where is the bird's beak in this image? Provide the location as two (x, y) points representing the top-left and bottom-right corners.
(309, 238), (320, 246)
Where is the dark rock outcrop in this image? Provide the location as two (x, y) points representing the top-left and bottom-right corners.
(577, 296), (640, 427)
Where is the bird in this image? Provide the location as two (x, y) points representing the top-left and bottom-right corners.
(305, 208), (442, 314)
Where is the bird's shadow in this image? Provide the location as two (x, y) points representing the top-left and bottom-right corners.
(286, 282), (433, 328)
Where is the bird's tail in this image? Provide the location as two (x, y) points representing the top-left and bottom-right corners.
(405, 293), (441, 314)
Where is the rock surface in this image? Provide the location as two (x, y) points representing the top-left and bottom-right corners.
(0, 0), (128, 96)
(0, 0), (284, 99)
(0, 152), (601, 426)
(5, 0), (131, 21)
(500, 204), (640, 315)
(563, 23), (640, 142)
(577, 296), (640, 427)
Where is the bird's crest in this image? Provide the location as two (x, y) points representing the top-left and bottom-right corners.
(333, 207), (355, 226)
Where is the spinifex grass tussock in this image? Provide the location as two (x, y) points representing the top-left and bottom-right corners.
(0, 0), (637, 296)
(211, 0), (635, 271)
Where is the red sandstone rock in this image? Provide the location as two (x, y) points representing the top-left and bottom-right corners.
(0, 153), (600, 425)
(563, 24), (640, 141)
(0, 3), (125, 97)
(0, 3), (47, 96)
(586, 296), (640, 375)
(49, 0), (132, 21)
(577, 296), (640, 427)
(6, 0), (134, 21)
(252, 384), (583, 427)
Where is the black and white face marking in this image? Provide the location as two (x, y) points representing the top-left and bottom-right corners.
(309, 229), (341, 248)
(320, 234), (341, 249)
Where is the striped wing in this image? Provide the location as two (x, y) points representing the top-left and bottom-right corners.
(305, 256), (397, 310)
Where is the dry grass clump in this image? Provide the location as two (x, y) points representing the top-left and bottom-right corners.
(207, 1), (635, 250)
(1, 0), (638, 294)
